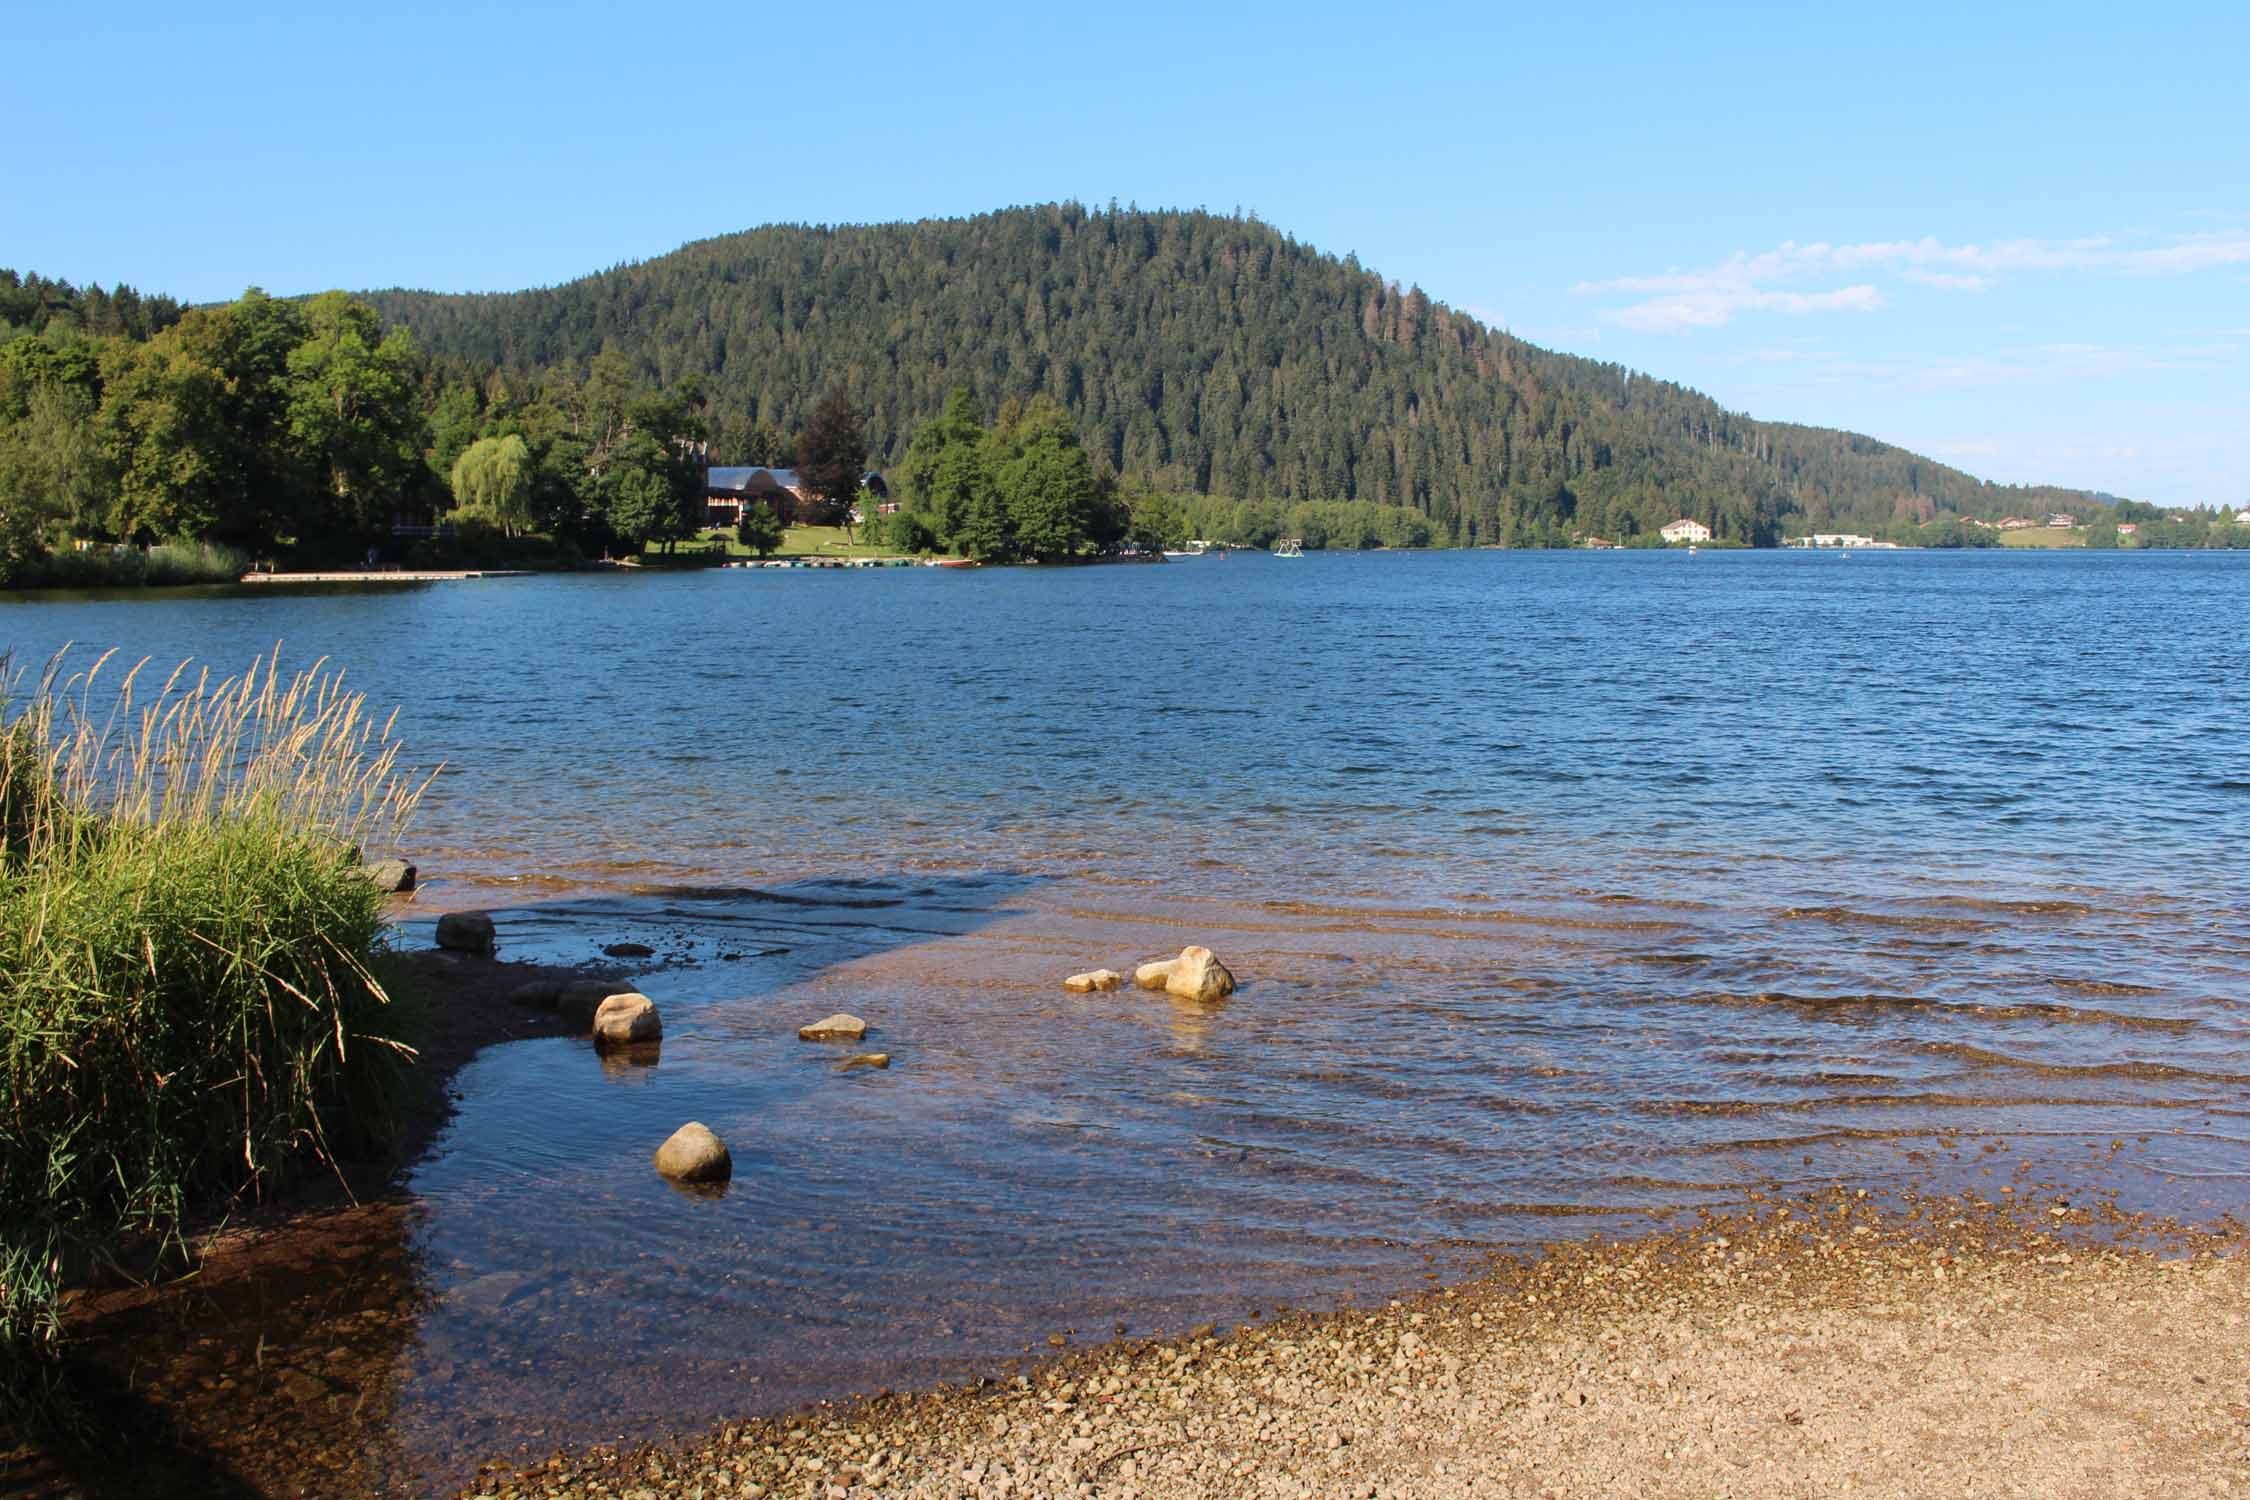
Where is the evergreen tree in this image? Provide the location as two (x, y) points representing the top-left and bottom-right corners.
(793, 387), (867, 531)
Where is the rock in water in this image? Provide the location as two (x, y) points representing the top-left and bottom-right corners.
(603, 941), (655, 958)
(560, 979), (637, 1025)
(592, 993), (662, 1046)
(362, 857), (416, 893)
(508, 978), (563, 1009)
(653, 1122), (731, 1183)
(841, 1052), (891, 1070)
(434, 911), (495, 955)
(1165, 945), (1237, 1002)
(798, 1013), (868, 1041)
(1134, 960), (1177, 991)
(1064, 969), (1124, 993)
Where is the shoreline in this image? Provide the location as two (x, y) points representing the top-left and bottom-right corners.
(489, 1197), (2250, 1500)
(8, 946), (609, 1499)
(15, 948), (2247, 1499)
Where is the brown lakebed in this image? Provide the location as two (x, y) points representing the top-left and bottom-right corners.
(16, 870), (2249, 1499)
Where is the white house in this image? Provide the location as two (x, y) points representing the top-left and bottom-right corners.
(1660, 518), (1713, 544)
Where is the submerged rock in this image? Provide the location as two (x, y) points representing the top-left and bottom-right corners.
(560, 978), (637, 1025)
(603, 941), (655, 958)
(592, 993), (662, 1047)
(1065, 969), (1124, 993)
(653, 1122), (732, 1183)
(1165, 945), (1237, 1003)
(798, 1013), (868, 1041)
(434, 911), (495, 955)
(362, 857), (416, 894)
(508, 978), (563, 1009)
(841, 1052), (891, 1070)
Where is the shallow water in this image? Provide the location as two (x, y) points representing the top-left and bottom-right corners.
(8, 549), (2249, 1492)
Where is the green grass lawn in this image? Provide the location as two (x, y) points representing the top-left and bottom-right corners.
(1997, 526), (2086, 548)
(642, 527), (927, 561)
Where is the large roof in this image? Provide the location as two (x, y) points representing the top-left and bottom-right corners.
(706, 466), (801, 493)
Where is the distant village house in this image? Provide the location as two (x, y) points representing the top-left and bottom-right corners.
(1660, 518), (1713, 544)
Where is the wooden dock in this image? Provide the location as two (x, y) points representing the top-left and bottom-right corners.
(239, 569), (534, 584)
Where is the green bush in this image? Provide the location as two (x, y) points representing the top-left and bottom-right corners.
(0, 650), (429, 1429)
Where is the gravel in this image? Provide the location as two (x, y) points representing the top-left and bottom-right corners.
(481, 1192), (2250, 1500)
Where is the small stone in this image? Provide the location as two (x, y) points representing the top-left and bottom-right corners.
(1133, 960), (1177, 991)
(361, 857), (416, 893)
(1164, 946), (1236, 1003)
(798, 1013), (868, 1041)
(592, 993), (662, 1047)
(434, 911), (495, 954)
(1064, 969), (1124, 993)
(653, 1122), (732, 1183)
(604, 941), (655, 958)
(841, 1052), (891, 1070)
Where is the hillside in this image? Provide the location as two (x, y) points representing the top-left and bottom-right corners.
(361, 205), (2111, 546)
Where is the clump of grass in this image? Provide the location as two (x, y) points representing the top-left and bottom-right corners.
(0, 647), (433, 1430)
(141, 539), (250, 586)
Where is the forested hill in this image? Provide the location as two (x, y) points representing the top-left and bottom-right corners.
(362, 204), (2108, 546)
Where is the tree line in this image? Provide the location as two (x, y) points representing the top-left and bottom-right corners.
(359, 203), (2146, 548)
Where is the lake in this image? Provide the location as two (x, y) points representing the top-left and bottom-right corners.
(7, 548), (2248, 1492)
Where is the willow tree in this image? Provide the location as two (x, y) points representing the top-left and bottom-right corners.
(449, 433), (533, 535)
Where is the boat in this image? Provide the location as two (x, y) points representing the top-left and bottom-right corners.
(1273, 538), (1305, 558)
(1161, 540), (1214, 559)
(929, 557), (979, 569)
(1687, 544), (1698, 556)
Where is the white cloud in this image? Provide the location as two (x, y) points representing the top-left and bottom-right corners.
(1607, 284), (1882, 333)
(1902, 270), (1993, 291)
(1574, 227), (2250, 331)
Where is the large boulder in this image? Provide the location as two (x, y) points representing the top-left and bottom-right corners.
(434, 911), (495, 955)
(1064, 969), (1124, 994)
(1165, 945), (1237, 1002)
(592, 993), (662, 1047)
(362, 857), (416, 893)
(653, 1122), (731, 1183)
(560, 978), (637, 1025)
(798, 1013), (868, 1041)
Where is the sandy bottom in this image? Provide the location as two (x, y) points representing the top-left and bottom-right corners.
(479, 1198), (2249, 1500)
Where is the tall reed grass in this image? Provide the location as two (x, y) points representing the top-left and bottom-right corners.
(3, 540), (249, 590)
(0, 648), (433, 1428)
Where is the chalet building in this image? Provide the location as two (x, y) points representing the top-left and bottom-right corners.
(704, 466), (889, 527)
(1659, 518), (1713, 544)
(2117, 523), (2140, 537)
(704, 466), (808, 527)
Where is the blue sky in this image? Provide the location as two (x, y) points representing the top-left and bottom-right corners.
(7, 1), (2245, 504)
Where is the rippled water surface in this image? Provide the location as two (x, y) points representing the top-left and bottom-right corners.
(8, 549), (2248, 1491)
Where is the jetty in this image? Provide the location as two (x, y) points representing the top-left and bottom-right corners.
(239, 569), (534, 584)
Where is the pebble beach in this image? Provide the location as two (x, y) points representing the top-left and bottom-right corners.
(478, 1198), (2249, 1500)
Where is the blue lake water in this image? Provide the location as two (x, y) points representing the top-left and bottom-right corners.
(7, 548), (2248, 1489)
